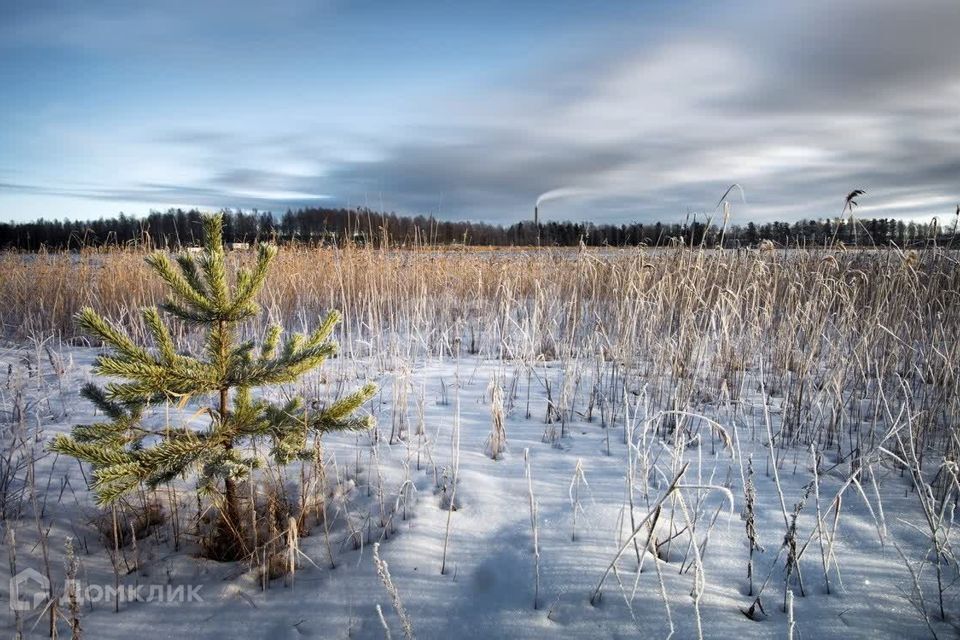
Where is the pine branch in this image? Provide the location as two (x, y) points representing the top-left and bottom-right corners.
(322, 383), (377, 421)
(76, 307), (151, 363)
(314, 413), (376, 433)
(230, 243), (277, 312)
(158, 300), (215, 323)
(145, 253), (216, 317)
(260, 324), (282, 359)
(230, 387), (267, 436)
(240, 342), (337, 387)
(138, 432), (211, 483)
(305, 309), (341, 349)
(198, 215), (229, 308)
(312, 383), (377, 433)
(229, 340), (256, 369)
(49, 435), (132, 468)
(143, 307), (178, 363)
(79, 383), (128, 421)
(261, 397), (304, 432)
(95, 356), (220, 401)
(174, 253), (208, 297)
(71, 421), (142, 447)
(91, 462), (146, 505)
(205, 321), (233, 373)
(271, 429), (308, 465)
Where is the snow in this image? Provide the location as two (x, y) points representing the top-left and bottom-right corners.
(0, 345), (954, 639)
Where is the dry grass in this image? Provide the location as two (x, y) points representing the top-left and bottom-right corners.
(2, 240), (959, 634)
(3, 244), (959, 383)
(4, 244), (958, 469)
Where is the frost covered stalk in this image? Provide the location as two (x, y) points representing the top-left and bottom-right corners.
(786, 589), (795, 640)
(486, 376), (507, 459)
(742, 456), (762, 596)
(111, 505), (120, 613)
(674, 490), (706, 640)
(569, 458), (587, 542)
(892, 541), (940, 638)
(65, 537), (82, 639)
(286, 516), (299, 587)
(373, 542), (414, 640)
(810, 446), (831, 595)
(440, 340), (462, 575)
(591, 463), (689, 605)
(782, 487), (810, 611)
(376, 605), (392, 640)
(524, 448), (541, 609)
(390, 367), (410, 444)
(8, 529), (22, 639)
(415, 383), (426, 471)
(314, 441), (336, 569)
(894, 406), (959, 622)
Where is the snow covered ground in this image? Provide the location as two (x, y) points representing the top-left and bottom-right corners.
(0, 343), (955, 639)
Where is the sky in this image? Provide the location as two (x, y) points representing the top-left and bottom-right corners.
(1, 0), (958, 225)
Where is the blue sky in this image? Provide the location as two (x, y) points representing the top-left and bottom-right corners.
(1, 0), (958, 224)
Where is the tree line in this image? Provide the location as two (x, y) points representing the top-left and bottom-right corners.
(1, 206), (956, 251)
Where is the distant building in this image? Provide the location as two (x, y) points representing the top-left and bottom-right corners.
(319, 231), (339, 247)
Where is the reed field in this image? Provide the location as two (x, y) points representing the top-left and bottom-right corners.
(0, 241), (958, 638)
(5, 0), (957, 636)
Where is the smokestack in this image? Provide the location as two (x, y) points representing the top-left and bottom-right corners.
(534, 205), (539, 226)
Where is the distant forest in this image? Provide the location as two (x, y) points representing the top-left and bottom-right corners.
(1, 207), (957, 251)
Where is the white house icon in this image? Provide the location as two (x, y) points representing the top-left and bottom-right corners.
(10, 568), (49, 612)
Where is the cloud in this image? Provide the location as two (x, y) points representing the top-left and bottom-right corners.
(0, 179), (330, 212)
(2, 0), (957, 223)
(731, 0), (960, 112)
(290, 2), (959, 223)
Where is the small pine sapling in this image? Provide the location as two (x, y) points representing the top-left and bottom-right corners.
(51, 213), (376, 559)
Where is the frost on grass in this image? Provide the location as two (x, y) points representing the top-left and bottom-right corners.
(0, 243), (958, 639)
